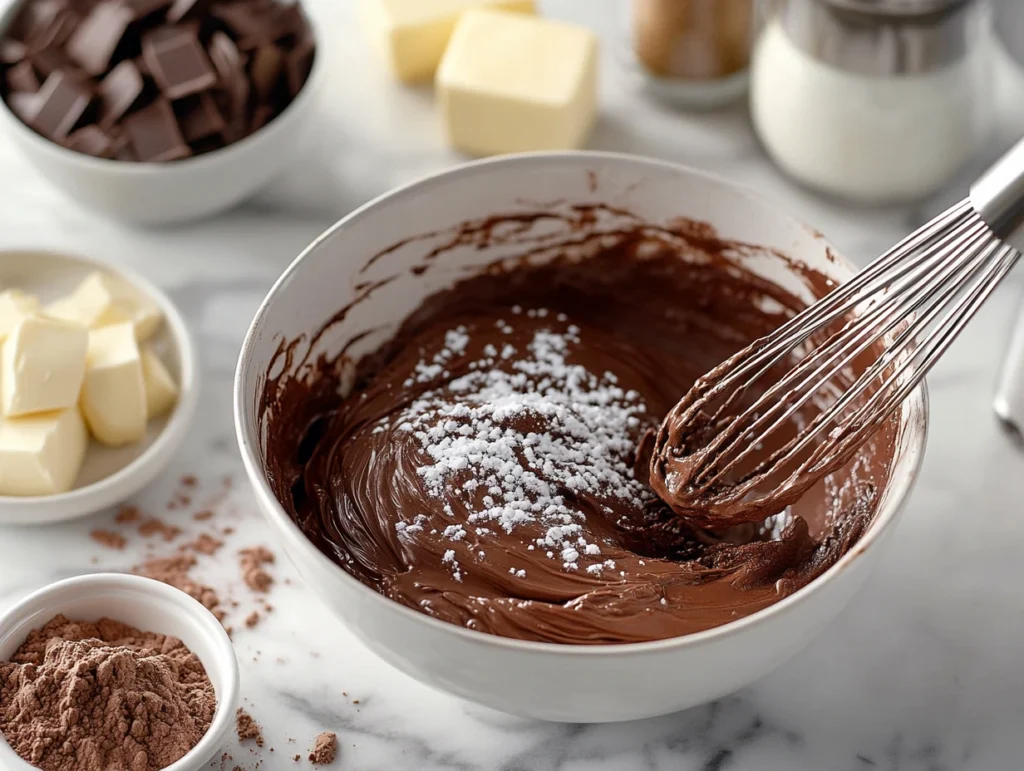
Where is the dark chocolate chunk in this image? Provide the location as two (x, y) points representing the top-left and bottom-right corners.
(165, 0), (205, 23)
(6, 91), (38, 122)
(286, 30), (313, 97)
(0, 39), (28, 65)
(175, 90), (223, 142)
(6, 60), (41, 93)
(120, 0), (172, 20)
(207, 30), (247, 130)
(248, 43), (281, 102)
(122, 98), (190, 160)
(10, 0), (63, 44)
(249, 101), (271, 133)
(31, 70), (92, 139)
(97, 60), (144, 128)
(142, 26), (216, 99)
(30, 47), (76, 77)
(271, 3), (306, 43)
(66, 2), (134, 75)
(64, 123), (112, 156)
(210, 2), (275, 50)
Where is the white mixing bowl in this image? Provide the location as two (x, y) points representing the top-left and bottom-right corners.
(234, 152), (928, 723)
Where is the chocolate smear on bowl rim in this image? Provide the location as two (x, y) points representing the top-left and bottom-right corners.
(258, 200), (900, 645)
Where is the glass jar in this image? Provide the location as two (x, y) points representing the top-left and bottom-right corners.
(630, 0), (755, 108)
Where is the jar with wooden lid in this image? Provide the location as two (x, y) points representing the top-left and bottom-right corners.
(631, 0), (755, 107)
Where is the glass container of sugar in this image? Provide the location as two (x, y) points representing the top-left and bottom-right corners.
(630, 0), (755, 108)
(750, 0), (993, 204)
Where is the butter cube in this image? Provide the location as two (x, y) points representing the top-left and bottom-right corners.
(2, 316), (88, 417)
(80, 323), (147, 446)
(437, 10), (598, 156)
(46, 272), (162, 342)
(141, 347), (178, 420)
(0, 407), (87, 496)
(362, 0), (534, 83)
(0, 290), (40, 342)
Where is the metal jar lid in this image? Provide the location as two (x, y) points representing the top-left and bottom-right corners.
(777, 0), (986, 76)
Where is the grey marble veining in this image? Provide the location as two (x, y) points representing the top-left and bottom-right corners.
(1, 1), (1024, 769)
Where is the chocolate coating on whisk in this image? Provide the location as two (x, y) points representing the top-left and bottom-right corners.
(260, 204), (896, 644)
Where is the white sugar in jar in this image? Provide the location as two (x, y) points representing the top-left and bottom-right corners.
(751, 0), (992, 204)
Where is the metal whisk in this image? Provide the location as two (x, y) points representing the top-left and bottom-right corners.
(651, 138), (1024, 529)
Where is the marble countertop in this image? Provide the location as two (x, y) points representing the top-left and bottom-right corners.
(2, 1), (1024, 769)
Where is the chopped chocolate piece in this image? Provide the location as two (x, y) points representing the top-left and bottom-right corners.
(207, 29), (243, 84)
(32, 70), (92, 139)
(210, 2), (274, 50)
(249, 102), (271, 132)
(6, 91), (38, 122)
(64, 124), (112, 156)
(0, 39), (28, 65)
(10, 0), (63, 45)
(248, 43), (281, 101)
(6, 60), (40, 93)
(175, 90), (223, 141)
(286, 30), (313, 97)
(207, 30), (247, 135)
(122, 98), (190, 160)
(30, 47), (75, 77)
(276, 3), (305, 37)
(97, 59), (144, 128)
(121, 0), (172, 20)
(166, 0), (205, 23)
(31, 7), (78, 50)
(66, 2), (134, 76)
(142, 26), (216, 99)
(110, 130), (137, 160)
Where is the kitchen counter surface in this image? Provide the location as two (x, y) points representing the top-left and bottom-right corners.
(1, 2), (1024, 769)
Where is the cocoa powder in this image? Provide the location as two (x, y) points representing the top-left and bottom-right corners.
(308, 733), (337, 765)
(0, 615), (215, 771)
(136, 554), (224, 621)
(239, 548), (274, 593)
(235, 708), (263, 746)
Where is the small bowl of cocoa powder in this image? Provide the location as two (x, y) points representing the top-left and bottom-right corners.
(0, 573), (239, 771)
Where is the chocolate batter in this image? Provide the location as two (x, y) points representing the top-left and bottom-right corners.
(261, 208), (897, 645)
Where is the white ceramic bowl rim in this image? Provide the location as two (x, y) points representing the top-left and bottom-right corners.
(0, 573), (239, 771)
(234, 150), (930, 656)
(0, 249), (198, 516)
(0, 0), (326, 175)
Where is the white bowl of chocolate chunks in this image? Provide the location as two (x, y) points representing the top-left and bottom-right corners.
(0, 0), (323, 226)
(234, 152), (929, 723)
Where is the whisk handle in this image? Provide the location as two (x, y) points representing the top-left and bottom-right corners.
(971, 136), (1024, 253)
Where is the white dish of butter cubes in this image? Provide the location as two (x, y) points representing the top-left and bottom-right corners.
(0, 250), (196, 525)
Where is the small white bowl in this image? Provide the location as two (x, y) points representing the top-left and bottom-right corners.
(234, 152), (928, 722)
(0, 250), (198, 526)
(0, 2), (325, 227)
(0, 573), (239, 771)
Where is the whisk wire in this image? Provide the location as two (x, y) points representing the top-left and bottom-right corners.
(672, 196), (1022, 511)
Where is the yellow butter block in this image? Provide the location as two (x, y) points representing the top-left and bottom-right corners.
(80, 323), (147, 446)
(0, 290), (40, 342)
(141, 346), (178, 420)
(2, 316), (88, 418)
(46, 272), (162, 343)
(0, 407), (87, 496)
(362, 0), (534, 83)
(437, 9), (599, 156)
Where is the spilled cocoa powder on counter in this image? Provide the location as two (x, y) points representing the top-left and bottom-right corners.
(235, 708), (264, 747)
(308, 733), (337, 765)
(0, 614), (215, 771)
